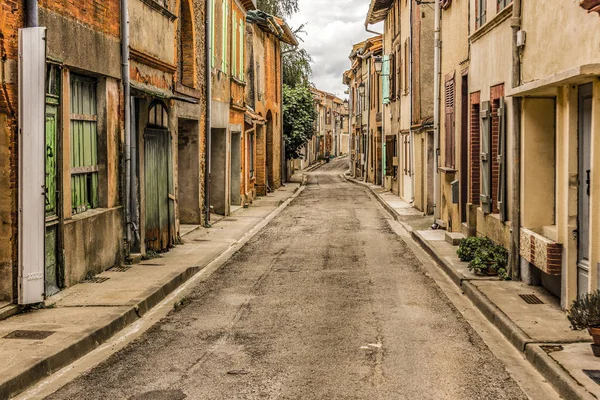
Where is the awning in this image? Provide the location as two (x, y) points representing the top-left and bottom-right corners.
(130, 81), (173, 99)
(245, 108), (266, 125)
(507, 64), (600, 97)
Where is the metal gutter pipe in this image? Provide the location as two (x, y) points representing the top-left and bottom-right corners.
(432, 0), (442, 222)
(121, 0), (137, 250)
(26, 0), (39, 27)
(409, 0), (416, 204)
(510, 0), (522, 279)
(204, 0), (213, 224)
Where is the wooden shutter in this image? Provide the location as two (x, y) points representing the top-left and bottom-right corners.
(497, 97), (507, 221)
(444, 75), (455, 168)
(397, 47), (402, 97)
(389, 53), (396, 100)
(382, 55), (390, 105)
(480, 101), (492, 214)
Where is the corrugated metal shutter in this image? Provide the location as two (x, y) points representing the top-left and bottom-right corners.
(497, 97), (507, 221)
(480, 101), (492, 214)
(382, 55), (390, 105)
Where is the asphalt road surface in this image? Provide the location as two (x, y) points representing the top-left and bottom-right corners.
(47, 158), (528, 400)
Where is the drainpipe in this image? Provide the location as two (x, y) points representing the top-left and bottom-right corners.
(510, 0), (522, 280)
(205, 0), (213, 224)
(366, 58), (371, 182)
(432, 0), (441, 223)
(26, 0), (38, 27)
(280, 46), (285, 185)
(409, 0), (416, 204)
(121, 0), (137, 251)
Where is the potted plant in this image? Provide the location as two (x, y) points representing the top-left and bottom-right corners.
(468, 244), (508, 276)
(567, 290), (600, 357)
(457, 236), (493, 262)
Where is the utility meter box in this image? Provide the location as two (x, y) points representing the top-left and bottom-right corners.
(451, 180), (460, 204)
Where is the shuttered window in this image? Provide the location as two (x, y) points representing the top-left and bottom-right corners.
(249, 132), (255, 178)
(403, 40), (409, 95)
(232, 12), (237, 78)
(221, 0), (228, 72)
(444, 75), (455, 168)
(480, 101), (492, 214)
(382, 55), (390, 105)
(239, 17), (245, 81)
(70, 75), (99, 215)
(211, 0), (216, 67)
(476, 0), (487, 28)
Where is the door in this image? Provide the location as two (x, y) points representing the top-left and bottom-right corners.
(45, 65), (60, 297)
(144, 128), (175, 252)
(577, 84), (592, 298)
(402, 133), (413, 201)
(460, 74), (469, 222)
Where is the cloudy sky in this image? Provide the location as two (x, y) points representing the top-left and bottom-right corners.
(288, 0), (382, 99)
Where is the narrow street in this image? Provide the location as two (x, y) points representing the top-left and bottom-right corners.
(47, 158), (528, 400)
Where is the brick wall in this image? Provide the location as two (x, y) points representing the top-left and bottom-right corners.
(0, 1), (24, 302)
(490, 84), (504, 214)
(40, 0), (120, 38)
(469, 91), (481, 205)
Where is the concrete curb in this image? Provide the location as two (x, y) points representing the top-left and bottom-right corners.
(342, 171), (593, 400)
(303, 161), (325, 172)
(0, 185), (305, 400)
(525, 345), (596, 400)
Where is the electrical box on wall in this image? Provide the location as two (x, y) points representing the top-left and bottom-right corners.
(451, 180), (460, 204)
(517, 30), (527, 48)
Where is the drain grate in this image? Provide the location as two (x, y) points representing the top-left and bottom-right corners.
(223, 218), (238, 222)
(84, 276), (110, 284)
(4, 330), (55, 340)
(584, 370), (600, 386)
(519, 294), (544, 305)
(140, 263), (165, 267)
(108, 265), (131, 272)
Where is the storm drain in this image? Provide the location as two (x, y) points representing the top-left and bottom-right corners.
(583, 370), (600, 386)
(108, 265), (132, 272)
(84, 276), (110, 284)
(223, 218), (238, 222)
(140, 263), (165, 267)
(4, 330), (55, 340)
(519, 294), (544, 305)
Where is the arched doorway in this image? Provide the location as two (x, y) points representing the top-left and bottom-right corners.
(144, 101), (175, 252)
(266, 110), (273, 190)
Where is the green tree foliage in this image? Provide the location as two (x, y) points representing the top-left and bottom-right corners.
(256, 0), (299, 17)
(283, 45), (312, 88)
(283, 84), (317, 159)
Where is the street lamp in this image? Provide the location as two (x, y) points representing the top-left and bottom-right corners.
(358, 82), (365, 97)
(373, 55), (383, 74)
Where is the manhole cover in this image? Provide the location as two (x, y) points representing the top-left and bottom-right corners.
(108, 265), (131, 272)
(519, 294), (544, 304)
(4, 330), (55, 340)
(584, 370), (600, 386)
(85, 277), (110, 284)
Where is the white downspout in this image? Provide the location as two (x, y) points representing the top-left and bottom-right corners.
(433, 0), (442, 222)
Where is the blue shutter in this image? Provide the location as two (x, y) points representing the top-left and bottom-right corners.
(382, 55), (390, 105)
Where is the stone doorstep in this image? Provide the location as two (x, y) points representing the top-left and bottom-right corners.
(445, 232), (465, 246)
(353, 176), (597, 400)
(0, 182), (302, 399)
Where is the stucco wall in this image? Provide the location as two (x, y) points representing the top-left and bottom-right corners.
(130, 0), (176, 65)
(63, 207), (124, 286)
(521, 1), (600, 83)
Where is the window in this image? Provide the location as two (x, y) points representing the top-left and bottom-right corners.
(249, 132), (255, 178)
(497, 0), (510, 11)
(444, 75), (455, 168)
(238, 17), (245, 81)
(149, 101), (169, 128)
(403, 40), (409, 95)
(476, 0), (487, 28)
(221, 0), (229, 72)
(70, 75), (99, 214)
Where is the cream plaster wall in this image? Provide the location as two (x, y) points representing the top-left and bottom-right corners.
(130, 0), (176, 64)
(521, 1), (600, 84)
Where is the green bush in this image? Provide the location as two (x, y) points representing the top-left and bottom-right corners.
(457, 236), (493, 262)
(567, 290), (600, 330)
(468, 244), (508, 275)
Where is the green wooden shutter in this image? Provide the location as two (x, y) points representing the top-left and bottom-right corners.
(232, 15), (237, 78)
(382, 55), (390, 105)
(239, 18), (241, 81)
(480, 101), (492, 214)
(221, 0), (228, 72)
(211, 0), (215, 68)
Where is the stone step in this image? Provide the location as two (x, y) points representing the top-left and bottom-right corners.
(445, 232), (465, 246)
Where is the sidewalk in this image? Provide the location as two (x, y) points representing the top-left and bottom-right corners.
(344, 173), (599, 400)
(0, 178), (304, 400)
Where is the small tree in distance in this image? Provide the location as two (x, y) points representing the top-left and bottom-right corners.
(283, 84), (317, 160)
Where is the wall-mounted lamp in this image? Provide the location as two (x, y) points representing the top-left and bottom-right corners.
(373, 56), (383, 74)
(358, 82), (366, 97)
